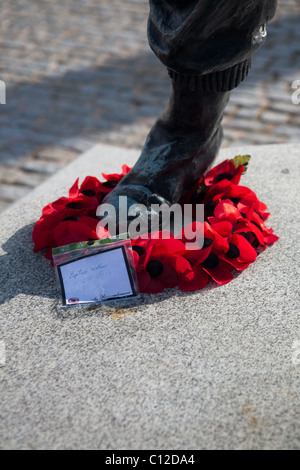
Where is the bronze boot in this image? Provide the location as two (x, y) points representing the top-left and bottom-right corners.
(101, 0), (278, 231)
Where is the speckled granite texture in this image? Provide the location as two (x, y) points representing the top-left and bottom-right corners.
(0, 143), (299, 450)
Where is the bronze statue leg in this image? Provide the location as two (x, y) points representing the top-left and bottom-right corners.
(102, 0), (278, 229)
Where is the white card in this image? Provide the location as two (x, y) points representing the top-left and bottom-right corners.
(57, 246), (137, 305)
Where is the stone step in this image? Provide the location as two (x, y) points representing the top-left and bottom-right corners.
(0, 143), (299, 450)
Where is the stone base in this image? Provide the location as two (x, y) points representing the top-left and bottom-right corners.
(0, 143), (299, 450)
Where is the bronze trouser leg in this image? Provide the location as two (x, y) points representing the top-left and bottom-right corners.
(102, 0), (278, 226)
(148, 0), (278, 87)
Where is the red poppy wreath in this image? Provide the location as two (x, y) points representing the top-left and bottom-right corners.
(32, 156), (279, 294)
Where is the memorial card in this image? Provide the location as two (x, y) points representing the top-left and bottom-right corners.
(57, 246), (137, 306)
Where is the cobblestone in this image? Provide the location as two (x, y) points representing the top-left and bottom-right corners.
(261, 110), (290, 124)
(20, 160), (65, 175)
(0, 0), (299, 212)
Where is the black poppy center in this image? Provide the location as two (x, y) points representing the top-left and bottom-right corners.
(252, 221), (263, 232)
(81, 189), (96, 197)
(254, 210), (264, 221)
(66, 201), (82, 210)
(63, 216), (80, 222)
(132, 246), (146, 257)
(203, 253), (219, 269)
(191, 192), (205, 204)
(240, 232), (251, 243)
(216, 173), (233, 182)
(230, 197), (240, 205)
(226, 243), (240, 259)
(103, 181), (118, 189)
(146, 260), (164, 278)
(205, 201), (215, 213)
(203, 238), (214, 248)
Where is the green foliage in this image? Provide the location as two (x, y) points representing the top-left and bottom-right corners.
(231, 155), (251, 173)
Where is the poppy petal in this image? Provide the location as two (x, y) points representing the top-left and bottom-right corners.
(233, 234), (257, 263)
(137, 270), (151, 291)
(179, 268), (210, 291)
(218, 253), (251, 271)
(171, 255), (194, 281)
(69, 178), (79, 197)
(203, 260), (234, 285)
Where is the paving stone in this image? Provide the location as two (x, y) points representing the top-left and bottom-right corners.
(0, 200), (10, 213)
(20, 160), (63, 175)
(261, 111), (290, 124)
(0, 167), (21, 184)
(33, 147), (79, 162)
(270, 101), (300, 115)
(235, 107), (260, 120)
(227, 118), (269, 133)
(0, 183), (30, 202)
(275, 125), (300, 138)
(15, 172), (49, 189)
(244, 133), (287, 145)
(0, 0), (299, 213)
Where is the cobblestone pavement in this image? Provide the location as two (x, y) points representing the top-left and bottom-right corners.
(0, 0), (299, 212)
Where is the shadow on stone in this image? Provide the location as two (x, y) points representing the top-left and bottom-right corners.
(0, 220), (225, 311)
(0, 219), (246, 313)
(0, 223), (59, 306)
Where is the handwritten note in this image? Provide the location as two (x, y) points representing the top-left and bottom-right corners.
(57, 246), (137, 305)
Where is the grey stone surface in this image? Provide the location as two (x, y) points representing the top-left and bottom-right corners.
(0, 143), (299, 450)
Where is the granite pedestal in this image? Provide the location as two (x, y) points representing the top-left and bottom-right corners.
(0, 143), (299, 450)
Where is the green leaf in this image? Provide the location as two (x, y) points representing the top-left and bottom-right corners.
(231, 155), (251, 173)
(196, 180), (207, 194)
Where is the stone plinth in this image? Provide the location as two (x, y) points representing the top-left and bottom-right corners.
(0, 144), (299, 450)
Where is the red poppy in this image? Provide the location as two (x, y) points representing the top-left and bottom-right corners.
(204, 159), (244, 187)
(204, 185), (272, 233)
(130, 237), (149, 268)
(32, 158), (279, 295)
(178, 264), (210, 291)
(237, 220), (279, 248)
(176, 221), (204, 247)
(100, 164), (131, 195)
(209, 199), (279, 252)
(202, 254), (234, 285)
(227, 202), (278, 247)
(42, 194), (99, 218)
(177, 221), (229, 253)
(32, 212), (62, 251)
(176, 221), (233, 289)
(179, 246), (234, 290)
(134, 235), (194, 293)
(33, 195), (99, 251)
(52, 216), (102, 248)
(46, 219), (110, 263)
(69, 176), (104, 203)
(208, 219), (257, 271)
(205, 183), (257, 212)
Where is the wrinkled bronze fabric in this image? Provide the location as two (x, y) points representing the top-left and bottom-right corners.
(148, 0), (277, 80)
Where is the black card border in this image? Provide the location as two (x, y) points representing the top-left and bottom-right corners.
(57, 245), (138, 306)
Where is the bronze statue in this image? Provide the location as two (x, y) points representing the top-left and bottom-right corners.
(102, 0), (278, 229)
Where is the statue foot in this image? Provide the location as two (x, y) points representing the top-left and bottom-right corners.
(99, 83), (230, 234)
(98, 0), (278, 236)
